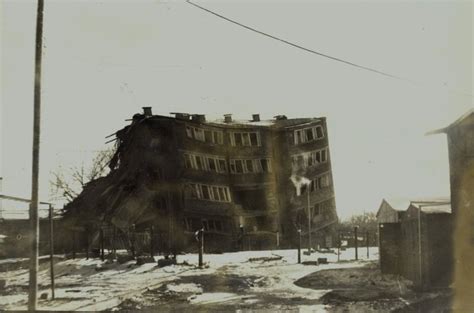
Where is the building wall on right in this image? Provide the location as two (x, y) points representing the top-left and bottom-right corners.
(444, 114), (474, 310)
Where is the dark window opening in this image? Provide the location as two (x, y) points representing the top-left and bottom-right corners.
(234, 133), (243, 146)
(209, 158), (217, 171)
(316, 126), (324, 138)
(202, 185), (211, 200)
(250, 133), (258, 146)
(204, 130), (213, 143)
(235, 160), (244, 173)
(218, 159), (227, 172)
(195, 156), (203, 170)
(246, 160), (254, 173)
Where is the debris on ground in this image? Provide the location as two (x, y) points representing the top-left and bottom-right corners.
(247, 255), (283, 262)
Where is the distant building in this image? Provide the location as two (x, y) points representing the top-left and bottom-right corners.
(63, 108), (339, 253)
(376, 198), (409, 224)
(0, 194), (54, 258)
(428, 109), (474, 309)
(378, 198), (452, 288)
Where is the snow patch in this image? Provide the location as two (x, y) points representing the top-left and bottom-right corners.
(166, 283), (203, 294)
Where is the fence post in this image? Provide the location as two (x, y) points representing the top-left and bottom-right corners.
(354, 226), (358, 261)
(150, 226), (155, 258)
(72, 231), (76, 259)
(49, 204), (55, 299)
(100, 227), (105, 261)
(366, 230), (369, 259)
(297, 229), (301, 264)
(197, 228), (204, 267)
(337, 231), (341, 262)
(112, 225), (117, 259)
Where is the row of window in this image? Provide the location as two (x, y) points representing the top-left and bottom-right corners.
(186, 183), (232, 202)
(184, 152), (272, 175)
(183, 217), (226, 232)
(292, 147), (328, 168)
(186, 124), (325, 147)
(296, 199), (334, 225)
(294, 125), (324, 145)
(229, 132), (261, 147)
(186, 126), (224, 145)
(184, 153), (227, 173)
(230, 158), (272, 174)
(297, 172), (332, 196)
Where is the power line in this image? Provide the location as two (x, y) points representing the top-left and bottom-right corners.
(186, 0), (404, 80)
(186, 1), (473, 97)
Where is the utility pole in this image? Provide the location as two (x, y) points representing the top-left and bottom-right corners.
(366, 230), (369, 259)
(297, 229), (301, 264)
(307, 190), (312, 253)
(49, 204), (55, 299)
(337, 231), (341, 262)
(354, 226), (358, 260)
(28, 0), (44, 310)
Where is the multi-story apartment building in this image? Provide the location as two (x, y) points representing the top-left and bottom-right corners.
(64, 108), (338, 252)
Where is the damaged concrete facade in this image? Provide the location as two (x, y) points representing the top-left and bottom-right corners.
(63, 108), (338, 253)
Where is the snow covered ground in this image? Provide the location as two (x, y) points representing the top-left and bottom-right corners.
(0, 247), (378, 311)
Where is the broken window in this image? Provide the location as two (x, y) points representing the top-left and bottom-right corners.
(310, 180), (316, 192)
(204, 130), (213, 143)
(260, 159), (271, 173)
(218, 187), (226, 201)
(218, 159), (227, 173)
(185, 126), (193, 138)
(235, 160), (244, 173)
(315, 126), (324, 138)
(208, 158), (217, 172)
(195, 155), (204, 170)
(301, 184), (307, 195)
(201, 185), (211, 200)
(193, 128), (205, 141)
(294, 125), (324, 145)
(242, 133), (251, 146)
(211, 186), (220, 200)
(246, 160), (254, 173)
(234, 133), (243, 146)
(250, 133), (258, 146)
(213, 131), (223, 144)
(187, 184), (198, 199)
(307, 154), (314, 167)
(184, 154), (193, 169)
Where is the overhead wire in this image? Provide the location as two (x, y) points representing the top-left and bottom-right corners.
(186, 0), (473, 98)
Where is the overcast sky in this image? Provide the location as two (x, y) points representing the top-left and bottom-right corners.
(1, 0), (473, 219)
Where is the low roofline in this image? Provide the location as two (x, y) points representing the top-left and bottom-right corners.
(426, 108), (474, 136)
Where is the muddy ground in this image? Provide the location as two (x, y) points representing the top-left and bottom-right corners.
(112, 262), (453, 312)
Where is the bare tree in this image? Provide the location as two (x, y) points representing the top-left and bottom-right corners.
(50, 147), (115, 203)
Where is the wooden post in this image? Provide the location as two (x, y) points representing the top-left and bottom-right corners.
(307, 191), (312, 254)
(240, 225), (244, 251)
(112, 225), (117, 259)
(72, 231), (76, 259)
(297, 229), (301, 264)
(354, 226), (358, 260)
(337, 231), (341, 262)
(49, 204), (55, 299)
(28, 0), (44, 310)
(150, 226), (155, 258)
(130, 225), (136, 258)
(198, 228), (204, 267)
(366, 230), (369, 259)
(86, 232), (89, 260)
(100, 227), (105, 261)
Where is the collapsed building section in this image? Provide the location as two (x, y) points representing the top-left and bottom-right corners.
(62, 108), (339, 254)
